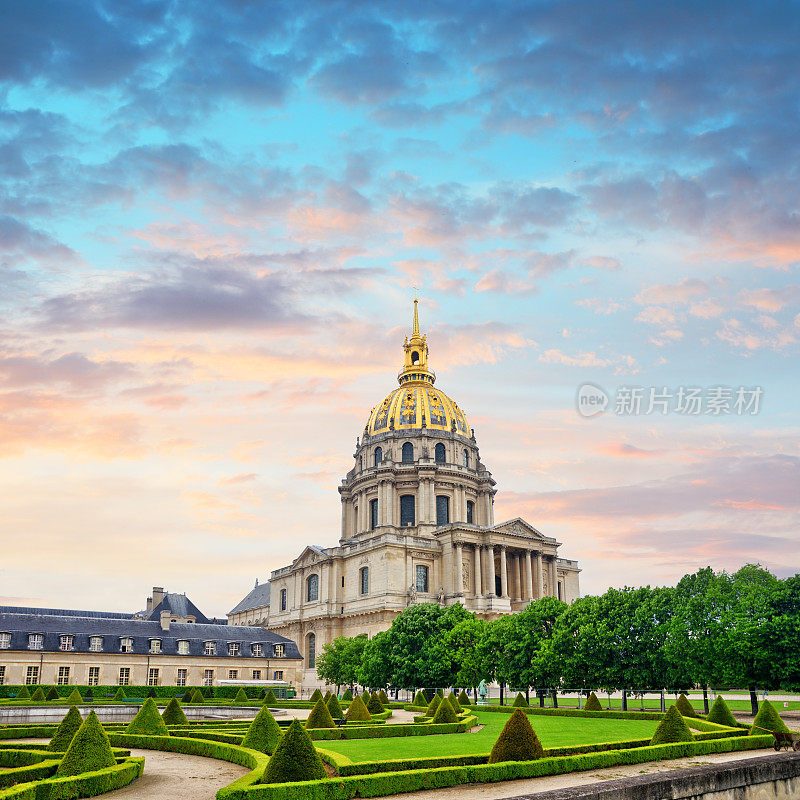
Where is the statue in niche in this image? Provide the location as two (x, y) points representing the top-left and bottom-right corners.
(437, 586), (445, 605)
(407, 584), (417, 606)
(462, 562), (470, 591)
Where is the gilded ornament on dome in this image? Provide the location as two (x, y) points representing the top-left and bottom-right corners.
(400, 390), (416, 424)
(428, 390), (446, 426)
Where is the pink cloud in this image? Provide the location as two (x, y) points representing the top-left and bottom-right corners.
(636, 278), (709, 306)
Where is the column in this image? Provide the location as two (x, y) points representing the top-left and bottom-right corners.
(516, 553), (524, 600)
(473, 545), (482, 596)
(550, 558), (558, 598)
(341, 498), (347, 538)
(499, 546), (508, 598)
(442, 540), (453, 596)
(536, 552), (544, 598)
(486, 545), (496, 596)
(455, 542), (464, 595)
(524, 550), (534, 600)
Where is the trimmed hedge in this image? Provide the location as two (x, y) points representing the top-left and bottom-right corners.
(242, 706), (283, 755)
(446, 692), (462, 714)
(584, 692), (602, 711)
(750, 699), (790, 735)
(191, 689), (205, 704)
(29, 688), (47, 703)
(45, 688), (59, 702)
(344, 695), (371, 723)
(706, 695), (739, 728)
(431, 699), (458, 725)
(56, 711), (117, 776)
(650, 705), (694, 745)
(326, 694), (343, 719)
(264, 689), (278, 705)
(512, 692), (529, 708)
(457, 690), (471, 706)
(125, 697), (169, 736)
(162, 697), (189, 726)
(411, 691), (427, 707)
(65, 689), (83, 705)
(306, 699), (336, 729)
(378, 690), (390, 705)
(49, 707), (83, 752)
(262, 719), (326, 784)
(341, 688), (353, 702)
(235, 688), (249, 703)
(675, 693), (698, 718)
(488, 708), (544, 763)
(367, 693), (384, 715)
(425, 694), (441, 717)
(309, 689), (324, 704)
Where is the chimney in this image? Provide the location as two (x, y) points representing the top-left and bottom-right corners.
(152, 586), (165, 609)
(146, 595), (153, 613)
(160, 610), (171, 631)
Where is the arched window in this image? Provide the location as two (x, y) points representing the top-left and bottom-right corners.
(360, 567), (369, 595)
(307, 633), (316, 668)
(466, 500), (474, 524)
(306, 574), (319, 602)
(435, 443), (445, 463)
(280, 588), (287, 611)
(359, 456), (363, 471)
(402, 442), (414, 463)
(400, 494), (415, 526)
(370, 498), (378, 530)
(411, 350), (420, 365)
(436, 495), (450, 526)
(463, 449), (469, 467)
(373, 447), (382, 466)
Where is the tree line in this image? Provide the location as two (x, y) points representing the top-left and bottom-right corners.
(315, 565), (800, 715)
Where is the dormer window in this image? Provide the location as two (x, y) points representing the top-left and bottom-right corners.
(274, 643), (285, 658)
(150, 639), (162, 654)
(177, 640), (189, 655)
(252, 643), (263, 657)
(228, 642), (240, 656)
(0, 632), (10, 649)
(120, 637), (133, 653)
(28, 634), (43, 650)
(89, 636), (103, 652)
(59, 635), (73, 652)
(204, 641), (216, 656)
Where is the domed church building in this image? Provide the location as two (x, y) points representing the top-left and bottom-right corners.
(228, 300), (580, 689)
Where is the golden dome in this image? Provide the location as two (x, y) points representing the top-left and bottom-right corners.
(364, 298), (471, 438)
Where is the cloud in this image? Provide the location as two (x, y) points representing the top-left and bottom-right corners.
(635, 279), (710, 306)
(474, 269), (538, 296)
(0, 352), (134, 391)
(0, 216), (77, 264)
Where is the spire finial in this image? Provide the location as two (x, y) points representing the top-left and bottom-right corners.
(412, 289), (419, 337)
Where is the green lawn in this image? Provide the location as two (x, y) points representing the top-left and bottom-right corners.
(485, 696), (800, 713)
(317, 710), (660, 762)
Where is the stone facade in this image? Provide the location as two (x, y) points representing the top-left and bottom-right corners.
(228, 300), (581, 689)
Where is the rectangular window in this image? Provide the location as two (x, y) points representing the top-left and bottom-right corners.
(370, 498), (378, 529)
(203, 641), (216, 656)
(89, 636), (103, 652)
(466, 500), (474, 524)
(57, 666), (70, 685)
(252, 669), (261, 680)
(228, 642), (239, 657)
(273, 670), (283, 681)
(177, 640), (189, 655)
(203, 669), (214, 686)
(273, 644), (284, 658)
(415, 564), (429, 593)
(0, 666), (5, 685)
(360, 566), (369, 595)
(118, 667), (130, 686)
(88, 666), (100, 685)
(120, 638), (133, 653)
(28, 634), (43, 650)
(150, 639), (162, 653)
(59, 634), (73, 652)
(0, 632), (11, 649)
(557, 581), (563, 601)
(400, 494), (415, 526)
(228, 669), (238, 680)
(147, 668), (159, 686)
(251, 643), (263, 657)
(26, 665), (39, 684)
(279, 589), (287, 611)
(176, 669), (187, 686)
(436, 495), (449, 526)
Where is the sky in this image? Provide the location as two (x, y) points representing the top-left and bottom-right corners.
(1, 0), (798, 618)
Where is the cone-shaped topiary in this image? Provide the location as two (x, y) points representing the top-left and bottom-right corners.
(113, 687), (127, 701)
(707, 695), (738, 728)
(426, 693), (442, 717)
(431, 697), (458, 724)
(512, 691), (529, 708)
(447, 691), (462, 714)
(56, 711), (116, 777)
(262, 718), (326, 784)
(378, 689), (389, 705)
(412, 690), (427, 707)
(264, 688), (278, 705)
(650, 704), (695, 744)
(190, 689), (204, 704)
(367, 692), (384, 714)
(750, 699), (790, 736)
(126, 697), (170, 735)
(202, 686), (213, 698)
(326, 693), (343, 719)
(46, 686), (60, 701)
(345, 694), (372, 722)
(309, 688), (324, 703)
(242, 705), (283, 754)
(584, 691), (602, 711)
(84, 689), (93, 701)
(306, 697), (336, 729)
(161, 697), (189, 726)
(675, 693), (698, 718)
(342, 687), (353, 702)
(437, 688), (444, 697)
(457, 689), (471, 706)
(50, 706), (83, 751)
(66, 688), (83, 705)
(17, 685), (31, 699)
(31, 687), (47, 702)
(488, 708), (544, 763)
(323, 690), (331, 702)
(181, 689), (193, 703)
(234, 687), (249, 703)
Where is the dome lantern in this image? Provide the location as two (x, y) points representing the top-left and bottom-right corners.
(399, 296), (435, 387)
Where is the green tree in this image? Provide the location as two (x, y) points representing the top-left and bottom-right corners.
(316, 634), (368, 688)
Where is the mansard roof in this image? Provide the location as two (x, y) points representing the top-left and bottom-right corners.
(227, 580), (271, 616)
(147, 592), (209, 623)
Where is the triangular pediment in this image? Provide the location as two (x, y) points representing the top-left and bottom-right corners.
(490, 517), (556, 543)
(292, 545), (330, 568)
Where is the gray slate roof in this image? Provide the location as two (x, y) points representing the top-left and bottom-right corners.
(227, 581), (271, 616)
(147, 593), (210, 623)
(0, 606), (135, 620)
(0, 610), (301, 660)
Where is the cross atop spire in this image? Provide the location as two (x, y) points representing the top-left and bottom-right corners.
(412, 295), (420, 336)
